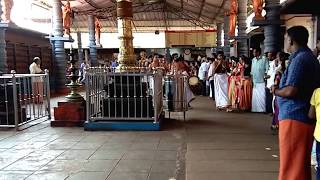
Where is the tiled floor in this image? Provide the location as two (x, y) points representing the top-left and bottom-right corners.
(0, 96), (283, 180)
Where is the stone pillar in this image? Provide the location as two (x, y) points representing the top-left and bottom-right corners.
(216, 23), (222, 48)
(237, 0), (248, 56)
(77, 31), (83, 63)
(0, 1), (8, 74)
(88, 15), (97, 66)
(84, 49), (89, 62)
(52, 0), (67, 89)
(223, 15), (230, 57)
(263, 0), (281, 53)
(117, 0), (135, 69)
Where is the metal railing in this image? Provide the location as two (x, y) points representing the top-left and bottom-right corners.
(0, 70), (51, 130)
(85, 67), (163, 123)
(163, 74), (188, 121)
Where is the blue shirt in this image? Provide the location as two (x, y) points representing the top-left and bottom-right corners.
(251, 56), (269, 84)
(111, 60), (118, 68)
(278, 47), (320, 124)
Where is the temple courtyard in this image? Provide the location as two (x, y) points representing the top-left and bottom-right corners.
(0, 96), (282, 180)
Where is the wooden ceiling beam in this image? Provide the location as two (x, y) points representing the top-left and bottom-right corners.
(83, 0), (101, 9)
(198, 0), (205, 19)
(212, 0), (227, 23)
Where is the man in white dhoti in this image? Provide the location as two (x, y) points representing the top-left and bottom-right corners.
(198, 58), (209, 96)
(251, 47), (269, 112)
(29, 57), (44, 104)
(207, 58), (216, 100)
(213, 51), (229, 110)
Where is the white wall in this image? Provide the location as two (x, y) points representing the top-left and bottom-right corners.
(284, 16), (316, 49)
(11, 0), (52, 34)
(65, 32), (166, 49)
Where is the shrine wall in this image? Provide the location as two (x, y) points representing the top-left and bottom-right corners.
(5, 27), (53, 74)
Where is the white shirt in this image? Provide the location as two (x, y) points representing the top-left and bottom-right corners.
(29, 62), (42, 74)
(207, 63), (215, 81)
(266, 60), (277, 89)
(198, 62), (209, 80)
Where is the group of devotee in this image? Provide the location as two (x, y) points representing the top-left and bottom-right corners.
(107, 46), (290, 127)
(104, 26), (320, 180)
(197, 48), (288, 129)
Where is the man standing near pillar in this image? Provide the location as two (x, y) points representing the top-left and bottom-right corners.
(265, 52), (277, 114)
(251, 47), (269, 112)
(198, 58), (209, 96)
(272, 26), (320, 180)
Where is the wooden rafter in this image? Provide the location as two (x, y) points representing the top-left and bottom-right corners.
(212, 0), (227, 23)
(166, 4), (212, 29)
(71, 0), (227, 30)
(198, 0), (205, 19)
(84, 0), (101, 9)
(163, 0), (169, 30)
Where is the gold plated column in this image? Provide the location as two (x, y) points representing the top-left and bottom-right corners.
(117, 0), (135, 70)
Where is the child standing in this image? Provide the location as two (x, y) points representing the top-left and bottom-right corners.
(309, 88), (320, 179)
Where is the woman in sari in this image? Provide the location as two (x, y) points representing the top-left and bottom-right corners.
(228, 58), (241, 110)
(170, 57), (195, 106)
(238, 55), (252, 111)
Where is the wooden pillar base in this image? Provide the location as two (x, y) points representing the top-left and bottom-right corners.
(52, 100), (85, 127)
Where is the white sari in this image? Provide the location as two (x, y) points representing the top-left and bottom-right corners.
(214, 73), (229, 108)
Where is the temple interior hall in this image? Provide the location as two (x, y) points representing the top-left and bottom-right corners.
(0, 0), (319, 180)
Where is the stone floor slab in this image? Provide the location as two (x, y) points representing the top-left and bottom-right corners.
(151, 160), (176, 174)
(186, 160), (279, 172)
(107, 172), (148, 180)
(130, 143), (159, 150)
(100, 142), (133, 150)
(40, 159), (86, 173)
(4, 159), (50, 171)
(148, 172), (175, 180)
(187, 142), (278, 151)
(41, 141), (78, 150)
(154, 150), (177, 161)
(25, 171), (69, 180)
(186, 150), (279, 161)
(79, 135), (111, 143)
(82, 160), (118, 172)
(90, 149), (126, 160)
(114, 160), (153, 173)
(56, 149), (96, 160)
(0, 170), (33, 180)
(67, 171), (109, 180)
(70, 142), (104, 150)
(123, 150), (156, 160)
(157, 142), (181, 151)
(187, 172), (278, 180)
